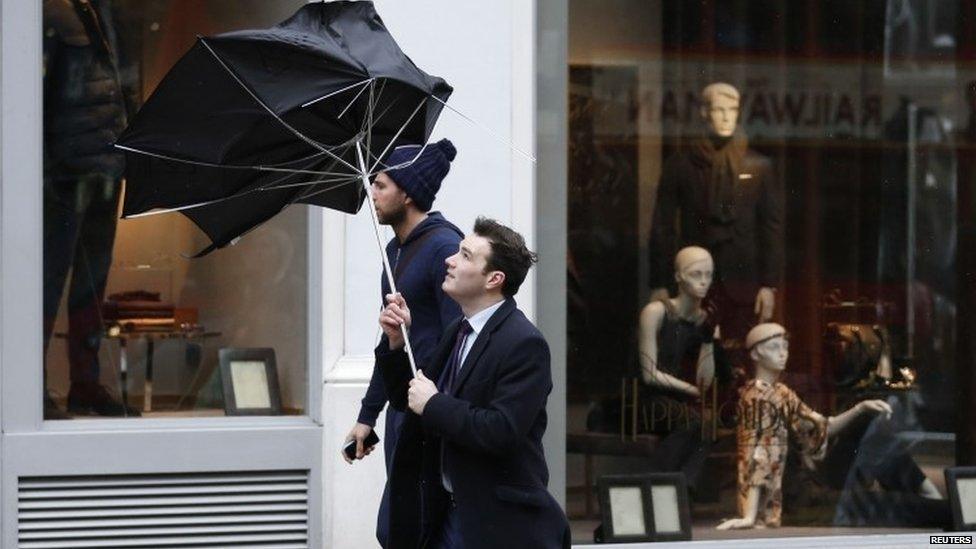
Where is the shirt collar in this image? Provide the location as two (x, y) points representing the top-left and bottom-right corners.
(465, 299), (506, 337)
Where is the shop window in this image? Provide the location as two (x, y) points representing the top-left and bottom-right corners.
(41, 0), (308, 420)
(566, 0), (975, 541)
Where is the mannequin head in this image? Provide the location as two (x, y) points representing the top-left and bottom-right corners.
(700, 82), (740, 138)
(673, 246), (714, 299)
(747, 323), (789, 374)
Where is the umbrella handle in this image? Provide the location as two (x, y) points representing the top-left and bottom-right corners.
(356, 142), (419, 377)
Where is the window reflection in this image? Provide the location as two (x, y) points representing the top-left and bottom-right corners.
(42, 0), (308, 420)
(567, 0), (973, 541)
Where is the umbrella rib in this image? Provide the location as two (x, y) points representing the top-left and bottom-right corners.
(199, 38), (360, 174)
(364, 87), (401, 136)
(371, 77), (389, 124)
(261, 174), (362, 192)
(123, 152), (334, 219)
(291, 140), (364, 203)
(364, 77), (387, 158)
(306, 171), (372, 195)
(124, 196), (246, 219)
(429, 95), (537, 162)
(366, 96), (428, 174)
(364, 78), (391, 163)
(301, 78), (374, 108)
(337, 78), (373, 120)
(297, 182), (355, 202)
(364, 78), (375, 162)
(115, 144), (353, 177)
(253, 154), (342, 190)
(292, 138), (353, 202)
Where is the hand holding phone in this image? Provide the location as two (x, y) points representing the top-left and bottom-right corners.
(343, 429), (380, 461)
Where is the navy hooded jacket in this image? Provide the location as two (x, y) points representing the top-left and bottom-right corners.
(358, 212), (463, 427)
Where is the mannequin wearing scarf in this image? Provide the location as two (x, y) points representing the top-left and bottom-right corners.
(691, 130), (748, 243)
(648, 84), (784, 344)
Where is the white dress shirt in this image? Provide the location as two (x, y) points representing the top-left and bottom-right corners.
(458, 298), (506, 369)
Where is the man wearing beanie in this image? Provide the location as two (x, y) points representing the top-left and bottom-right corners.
(342, 138), (464, 548)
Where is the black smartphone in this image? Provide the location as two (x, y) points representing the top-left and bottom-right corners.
(343, 430), (380, 460)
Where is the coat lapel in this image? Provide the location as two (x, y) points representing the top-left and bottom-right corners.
(423, 317), (462, 384)
(450, 299), (516, 396)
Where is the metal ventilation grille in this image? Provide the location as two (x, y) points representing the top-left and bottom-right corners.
(17, 470), (309, 548)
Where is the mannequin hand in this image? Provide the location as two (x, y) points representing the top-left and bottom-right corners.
(696, 356), (715, 391)
(649, 287), (670, 302)
(754, 287), (776, 321)
(858, 399), (892, 420)
(716, 516), (756, 530)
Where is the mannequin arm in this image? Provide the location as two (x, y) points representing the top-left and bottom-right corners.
(716, 486), (759, 530)
(827, 399), (892, 437)
(754, 287), (776, 322)
(695, 341), (716, 391)
(638, 302), (701, 398)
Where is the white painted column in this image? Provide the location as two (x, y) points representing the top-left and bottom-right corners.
(319, 2), (525, 546)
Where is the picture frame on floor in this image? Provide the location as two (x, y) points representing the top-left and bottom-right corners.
(595, 473), (691, 543)
(219, 348), (282, 416)
(945, 466), (976, 531)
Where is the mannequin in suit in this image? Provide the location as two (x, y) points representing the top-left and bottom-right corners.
(648, 82), (784, 343)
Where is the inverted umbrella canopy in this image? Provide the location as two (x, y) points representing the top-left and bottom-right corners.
(116, 0), (452, 253)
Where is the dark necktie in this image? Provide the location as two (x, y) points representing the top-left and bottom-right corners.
(437, 320), (473, 394)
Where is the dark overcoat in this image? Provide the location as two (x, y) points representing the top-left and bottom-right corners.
(649, 133), (784, 304)
(378, 298), (570, 549)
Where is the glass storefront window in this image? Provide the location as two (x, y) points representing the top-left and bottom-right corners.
(567, 0), (974, 541)
(42, 0), (307, 420)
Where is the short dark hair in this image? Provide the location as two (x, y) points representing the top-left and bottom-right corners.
(473, 217), (538, 297)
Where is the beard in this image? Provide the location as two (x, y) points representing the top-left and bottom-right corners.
(377, 200), (407, 226)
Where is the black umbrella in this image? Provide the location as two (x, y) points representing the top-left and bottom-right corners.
(116, 1), (452, 374)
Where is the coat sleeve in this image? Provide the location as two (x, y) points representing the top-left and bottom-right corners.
(757, 158), (785, 288)
(649, 159), (680, 291)
(420, 336), (551, 457)
(356, 355), (388, 426)
(375, 342), (414, 412)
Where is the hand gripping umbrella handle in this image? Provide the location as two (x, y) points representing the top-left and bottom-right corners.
(356, 142), (419, 377)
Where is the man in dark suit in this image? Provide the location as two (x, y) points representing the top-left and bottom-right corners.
(649, 82), (784, 343)
(376, 217), (570, 549)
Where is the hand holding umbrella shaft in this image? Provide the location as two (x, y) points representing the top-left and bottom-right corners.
(379, 293), (412, 350)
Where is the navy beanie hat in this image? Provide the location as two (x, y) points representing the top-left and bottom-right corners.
(383, 138), (457, 211)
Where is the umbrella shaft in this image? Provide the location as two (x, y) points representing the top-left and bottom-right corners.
(356, 142), (418, 377)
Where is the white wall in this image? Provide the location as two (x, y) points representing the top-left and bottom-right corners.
(321, 0), (535, 546)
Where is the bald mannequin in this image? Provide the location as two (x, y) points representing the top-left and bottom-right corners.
(648, 82), (784, 343)
(674, 245), (712, 274)
(638, 246), (719, 397)
(717, 324), (899, 530)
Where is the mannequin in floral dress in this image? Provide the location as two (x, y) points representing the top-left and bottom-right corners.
(717, 323), (895, 529)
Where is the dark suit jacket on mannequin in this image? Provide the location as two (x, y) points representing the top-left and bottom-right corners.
(378, 299), (570, 549)
(649, 131), (784, 338)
